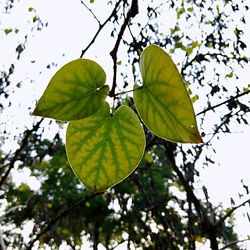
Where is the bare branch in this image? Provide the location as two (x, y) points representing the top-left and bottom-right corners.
(197, 89), (250, 116)
(80, 0), (123, 58)
(25, 192), (102, 250)
(219, 238), (250, 250)
(80, 0), (101, 26)
(0, 118), (44, 188)
(218, 198), (250, 226)
(0, 228), (5, 250)
(109, 0), (139, 97)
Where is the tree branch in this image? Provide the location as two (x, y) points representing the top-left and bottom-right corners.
(109, 0), (138, 97)
(80, 0), (123, 58)
(0, 118), (43, 188)
(25, 192), (102, 250)
(163, 142), (219, 249)
(218, 198), (250, 226)
(80, 0), (101, 26)
(0, 227), (5, 250)
(197, 89), (250, 116)
(219, 238), (250, 250)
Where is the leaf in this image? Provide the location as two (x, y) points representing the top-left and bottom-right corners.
(225, 72), (234, 78)
(133, 45), (202, 143)
(195, 235), (203, 243)
(66, 103), (145, 192)
(4, 28), (12, 35)
(28, 7), (34, 12)
(33, 59), (109, 121)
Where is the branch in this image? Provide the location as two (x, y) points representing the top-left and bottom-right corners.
(25, 192), (102, 250)
(80, 0), (101, 26)
(218, 198), (250, 226)
(219, 238), (250, 250)
(109, 0), (139, 97)
(0, 205), (26, 222)
(0, 118), (43, 188)
(197, 89), (250, 116)
(0, 228), (5, 250)
(80, 0), (123, 58)
(168, 152), (207, 224)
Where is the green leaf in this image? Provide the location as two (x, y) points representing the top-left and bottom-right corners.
(4, 28), (12, 35)
(187, 7), (194, 12)
(28, 7), (34, 12)
(225, 72), (234, 78)
(66, 103), (145, 192)
(191, 94), (199, 103)
(33, 59), (109, 121)
(133, 45), (202, 143)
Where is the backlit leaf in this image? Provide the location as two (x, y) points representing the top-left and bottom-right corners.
(33, 59), (109, 121)
(133, 45), (202, 143)
(66, 103), (145, 192)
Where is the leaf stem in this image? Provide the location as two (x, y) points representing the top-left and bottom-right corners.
(114, 86), (142, 97)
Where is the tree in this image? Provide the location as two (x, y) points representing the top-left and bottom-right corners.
(0, 0), (250, 249)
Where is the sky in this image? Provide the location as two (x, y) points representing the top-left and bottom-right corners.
(1, 0), (250, 249)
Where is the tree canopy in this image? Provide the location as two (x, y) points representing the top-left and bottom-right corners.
(0, 0), (250, 249)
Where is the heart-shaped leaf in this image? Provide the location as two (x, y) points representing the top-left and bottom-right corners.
(133, 45), (202, 143)
(33, 59), (109, 121)
(66, 103), (146, 192)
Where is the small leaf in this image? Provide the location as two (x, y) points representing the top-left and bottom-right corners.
(134, 45), (202, 143)
(4, 28), (12, 35)
(33, 59), (109, 121)
(191, 94), (199, 103)
(225, 72), (234, 78)
(145, 152), (153, 164)
(195, 235), (203, 243)
(243, 84), (250, 92)
(28, 7), (34, 12)
(66, 103), (145, 192)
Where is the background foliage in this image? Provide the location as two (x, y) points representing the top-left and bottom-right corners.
(0, 0), (250, 249)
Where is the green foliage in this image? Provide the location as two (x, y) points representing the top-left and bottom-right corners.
(33, 45), (201, 191)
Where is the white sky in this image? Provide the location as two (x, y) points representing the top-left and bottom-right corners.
(1, 0), (250, 249)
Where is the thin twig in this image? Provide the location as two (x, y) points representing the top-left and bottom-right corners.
(80, 0), (101, 26)
(218, 198), (250, 226)
(109, 0), (139, 97)
(0, 118), (44, 188)
(25, 192), (102, 250)
(0, 227), (5, 250)
(80, 0), (123, 58)
(197, 89), (250, 116)
(219, 238), (250, 250)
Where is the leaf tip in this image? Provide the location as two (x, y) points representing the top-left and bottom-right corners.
(32, 107), (40, 117)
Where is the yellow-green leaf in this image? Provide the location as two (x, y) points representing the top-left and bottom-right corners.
(134, 45), (202, 143)
(33, 59), (109, 121)
(66, 103), (145, 192)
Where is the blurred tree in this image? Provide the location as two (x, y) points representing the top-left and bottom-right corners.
(0, 0), (250, 249)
